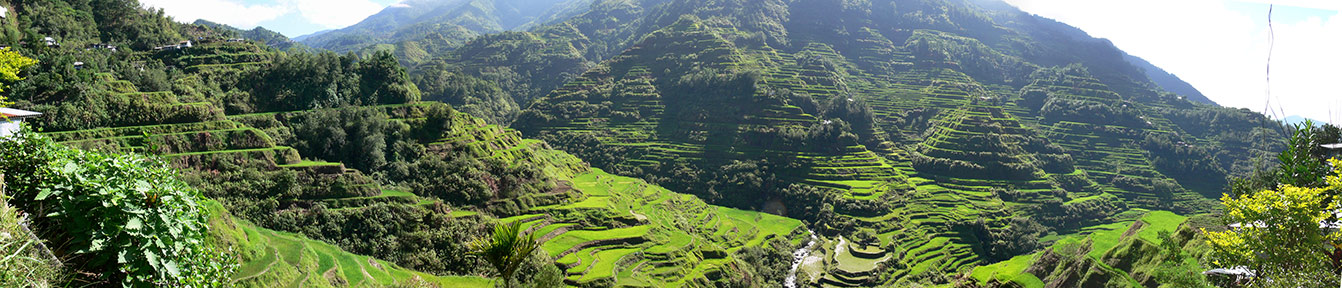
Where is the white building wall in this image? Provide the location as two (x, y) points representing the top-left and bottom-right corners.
(0, 119), (23, 138)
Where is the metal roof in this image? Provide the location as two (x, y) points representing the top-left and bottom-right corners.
(1323, 143), (1342, 149)
(0, 108), (42, 119)
(1203, 266), (1254, 277)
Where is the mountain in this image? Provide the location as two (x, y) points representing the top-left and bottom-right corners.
(500, 0), (1283, 285)
(192, 20), (305, 50)
(292, 29), (333, 42)
(1, 1), (805, 286)
(0, 0), (1306, 287)
(1122, 53), (1214, 104)
(298, 0), (594, 54)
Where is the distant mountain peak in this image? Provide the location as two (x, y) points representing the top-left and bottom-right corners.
(298, 0), (593, 53)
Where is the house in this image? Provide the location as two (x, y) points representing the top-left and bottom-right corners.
(226, 38), (246, 43)
(88, 43), (117, 51)
(42, 37), (57, 47)
(154, 40), (192, 51)
(1324, 143), (1342, 160)
(73, 61), (84, 69)
(1202, 266), (1253, 286)
(1, 108), (42, 138)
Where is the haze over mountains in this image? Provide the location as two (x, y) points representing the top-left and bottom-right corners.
(298, 0), (595, 53)
(1, 0), (1307, 287)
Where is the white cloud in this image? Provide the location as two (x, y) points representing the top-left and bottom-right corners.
(283, 0), (386, 29)
(1233, 0), (1342, 12)
(140, 0), (289, 29)
(1002, 0), (1342, 125)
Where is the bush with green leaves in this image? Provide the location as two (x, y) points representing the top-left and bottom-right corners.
(0, 190), (63, 287)
(0, 129), (235, 287)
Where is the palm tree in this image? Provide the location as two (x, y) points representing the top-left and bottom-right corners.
(470, 221), (539, 288)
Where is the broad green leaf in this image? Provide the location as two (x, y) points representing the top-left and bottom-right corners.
(163, 260), (181, 277)
(134, 180), (151, 193)
(34, 188), (55, 200)
(126, 217), (143, 230)
(145, 249), (160, 270)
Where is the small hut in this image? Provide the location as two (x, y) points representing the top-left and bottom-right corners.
(0, 107), (41, 138)
(1323, 143), (1342, 160)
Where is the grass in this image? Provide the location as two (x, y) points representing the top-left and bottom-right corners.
(276, 160), (341, 168)
(832, 238), (889, 273)
(541, 225), (651, 256)
(523, 169), (806, 285)
(1136, 210), (1187, 245)
(232, 247), (278, 281)
(580, 248), (641, 282)
(210, 201), (493, 287)
(0, 193), (62, 287)
(450, 210), (479, 218)
(969, 254), (1043, 288)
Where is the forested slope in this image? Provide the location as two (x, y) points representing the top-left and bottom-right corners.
(0, 0), (1297, 287)
(0, 0), (808, 286)
(501, 0), (1283, 285)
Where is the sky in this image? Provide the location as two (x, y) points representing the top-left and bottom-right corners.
(144, 0), (1341, 124)
(139, 0), (401, 38)
(1002, 0), (1342, 125)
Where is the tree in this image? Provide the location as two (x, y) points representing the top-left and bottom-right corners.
(1204, 158), (1342, 287)
(471, 221), (540, 287)
(1277, 120), (1329, 188)
(0, 48), (38, 105)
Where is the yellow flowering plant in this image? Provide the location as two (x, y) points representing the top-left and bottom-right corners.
(1204, 159), (1342, 285)
(0, 48), (38, 107)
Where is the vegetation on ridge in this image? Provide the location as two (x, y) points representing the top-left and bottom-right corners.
(1, 0), (1332, 286)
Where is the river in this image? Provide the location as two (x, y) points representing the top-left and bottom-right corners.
(785, 230), (819, 288)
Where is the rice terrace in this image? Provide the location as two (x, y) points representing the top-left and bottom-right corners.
(0, 0), (1338, 287)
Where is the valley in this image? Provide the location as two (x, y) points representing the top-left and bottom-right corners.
(0, 0), (1328, 287)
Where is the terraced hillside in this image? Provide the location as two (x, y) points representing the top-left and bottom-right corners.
(509, 169), (806, 286)
(3, 0), (1294, 286)
(21, 36), (810, 286)
(1012, 66), (1217, 211)
(508, 0), (1281, 285)
(969, 210), (1209, 288)
(208, 202), (495, 288)
(516, 19), (910, 210)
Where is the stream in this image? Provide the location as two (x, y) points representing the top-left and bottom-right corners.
(784, 230), (819, 288)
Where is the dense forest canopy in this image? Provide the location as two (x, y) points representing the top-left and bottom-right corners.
(0, 0), (1332, 287)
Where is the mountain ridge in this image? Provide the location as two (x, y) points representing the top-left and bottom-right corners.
(0, 0), (1296, 286)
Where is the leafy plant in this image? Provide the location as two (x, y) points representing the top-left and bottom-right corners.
(470, 221), (539, 287)
(1, 187), (63, 287)
(0, 129), (236, 287)
(1204, 159), (1342, 287)
(1277, 120), (1329, 188)
(0, 48), (38, 105)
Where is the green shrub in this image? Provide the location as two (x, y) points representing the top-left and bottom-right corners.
(0, 190), (62, 287)
(0, 129), (236, 287)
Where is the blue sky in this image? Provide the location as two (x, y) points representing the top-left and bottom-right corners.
(145, 0), (1342, 124)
